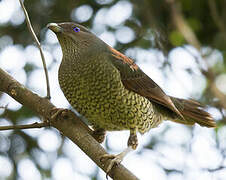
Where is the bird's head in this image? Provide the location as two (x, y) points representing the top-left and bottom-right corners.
(47, 22), (107, 56)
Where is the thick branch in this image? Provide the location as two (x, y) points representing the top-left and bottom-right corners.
(0, 68), (139, 180)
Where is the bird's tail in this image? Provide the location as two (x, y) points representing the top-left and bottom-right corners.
(169, 97), (216, 128)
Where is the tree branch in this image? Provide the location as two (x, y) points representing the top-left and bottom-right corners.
(0, 122), (48, 131)
(0, 68), (139, 180)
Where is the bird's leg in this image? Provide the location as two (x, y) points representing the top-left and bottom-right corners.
(92, 127), (106, 143)
(100, 129), (138, 177)
(127, 130), (138, 149)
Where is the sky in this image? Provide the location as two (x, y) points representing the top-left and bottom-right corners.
(0, 0), (224, 180)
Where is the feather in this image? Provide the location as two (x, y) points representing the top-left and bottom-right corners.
(108, 46), (216, 127)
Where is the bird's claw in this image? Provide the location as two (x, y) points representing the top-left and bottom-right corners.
(50, 108), (69, 120)
(100, 154), (123, 179)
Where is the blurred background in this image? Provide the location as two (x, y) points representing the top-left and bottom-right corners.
(0, 0), (226, 179)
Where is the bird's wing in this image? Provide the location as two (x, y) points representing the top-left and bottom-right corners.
(108, 47), (184, 119)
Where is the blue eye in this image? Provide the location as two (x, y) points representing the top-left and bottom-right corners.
(73, 27), (80, 32)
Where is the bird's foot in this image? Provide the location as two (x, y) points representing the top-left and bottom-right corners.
(100, 153), (124, 179)
(100, 147), (133, 179)
(50, 108), (69, 122)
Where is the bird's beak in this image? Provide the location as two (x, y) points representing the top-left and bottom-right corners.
(47, 23), (63, 33)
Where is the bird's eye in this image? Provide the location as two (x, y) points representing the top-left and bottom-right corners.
(73, 26), (80, 32)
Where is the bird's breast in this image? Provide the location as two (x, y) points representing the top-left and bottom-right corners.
(58, 55), (163, 132)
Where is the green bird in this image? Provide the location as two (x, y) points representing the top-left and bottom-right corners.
(47, 22), (216, 174)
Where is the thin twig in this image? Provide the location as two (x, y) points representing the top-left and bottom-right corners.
(19, 0), (51, 99)
(0, 122), (49, 131)
(0, 104), (8, 111)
